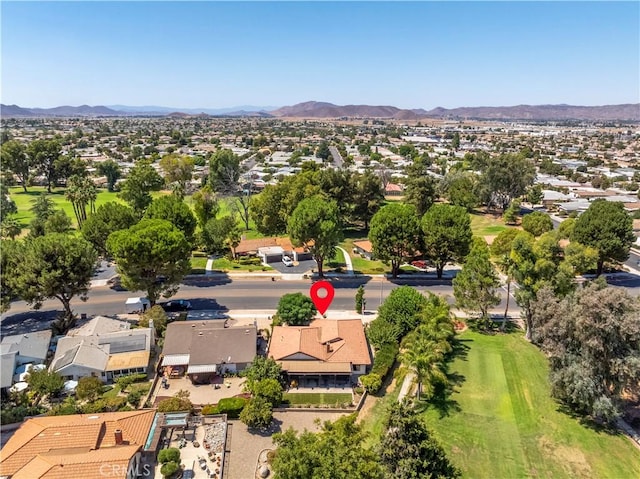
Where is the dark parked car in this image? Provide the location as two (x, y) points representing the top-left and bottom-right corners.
(160, 300), (192, 312)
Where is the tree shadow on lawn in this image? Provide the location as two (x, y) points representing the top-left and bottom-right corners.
(555, 403), (624, 436)
(413, 338), (470, 418)
(465, 317), (522, 335)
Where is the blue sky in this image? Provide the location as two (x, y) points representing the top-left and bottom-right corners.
(1, 1), (638, 109)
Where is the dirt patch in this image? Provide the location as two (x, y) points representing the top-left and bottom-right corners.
(538, 436), (592, 478)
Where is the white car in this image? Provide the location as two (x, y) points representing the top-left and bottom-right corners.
(282, 255), (294, 267)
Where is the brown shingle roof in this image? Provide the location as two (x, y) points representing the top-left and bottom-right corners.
(0, 410), (155, 478)
(236, 236), (309, 254)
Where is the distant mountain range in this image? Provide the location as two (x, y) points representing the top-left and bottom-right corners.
(270, 101), (640, 121)
(1, 102), (638, 121)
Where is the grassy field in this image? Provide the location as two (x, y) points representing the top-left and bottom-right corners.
(9, 186), (126, 228)
(469, 210), (512, 237)
(417, 330), (640, 479)
(283, 392), (353, 406)
(341, 238), (387, 274)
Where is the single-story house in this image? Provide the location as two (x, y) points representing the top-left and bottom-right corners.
(352, 240), (374, 260)
(1, 330), (52, 367)
(235, 237), (313, 263)
(161, 321), (257, 384)
(0, 410), (158, 479)
(0, 344), (18, 393)
(269, 319), (372, 388)
(50, 316), (152, 382)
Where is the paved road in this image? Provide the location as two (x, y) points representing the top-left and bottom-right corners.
(2, 277), (509, 334)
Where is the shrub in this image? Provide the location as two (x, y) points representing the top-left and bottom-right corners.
(115, 373), (148, 391)
(157, 396), (193, 413)
(240, 396), (273, 428)
(360, 373), (382, 393)
(201, 404), (218, 415)
(160, 461), (180, 478)
(216, 397), (247, 418)
(127, 390), (143, 407)
(371, 343), (399, 378)
(76, 376), (104, 401)
(158, 447), (181, 464)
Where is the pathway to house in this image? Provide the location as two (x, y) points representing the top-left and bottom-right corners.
(336, 246), (354, 275)
(205, 256), (215, 275)
(397, 372), (415, 403)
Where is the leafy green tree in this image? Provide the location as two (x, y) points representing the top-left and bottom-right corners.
(478, 153), (535, 210)
(191, 186), (219, 228)
(443, 171), (479, 211)
(571, 199), (635, 275)
(490, 228), (520, 326)
(53, 154), (87, 184)
(351, 170), (384, 229)
(288, 197), (342, 278)
(240, 396), (273, 429)
(557, 217), (575, 239)
(315, 168), (353, 224)
(404, 156), (436, 216)
(242, 357), (285, 391)
(158, 448), (181, 464)
(378, 403), (460, 479)
(157, 390), (193, 412)
(355, 285), (365, 314)
(139, 305), (169, 338)
(251, 378), (283, 407)
(43, 209), (73, 234)
(64, 175), (97, 228)
(107, 219), (192, 305)
(9, 233), (97, 330)
(0, 240), (19, 312)
(366, 318), (400, 350)
(209, 149), (240, 193)
(375, 285), (428, 340)
(451, 131), (460, 150)
(0, 180), (17, 221)
(521, 211), (553, 237)
(502, 199), (520, 225)
(81, 202), (137, 256)
(28, 139), (61, 192)
(96, 159), (121, 192)
(159, 153), (194, 197)
(453, 238), (500, 327)
(144, 194), (197, 245)
(0, 217), (21, 240)
(1, 140), (30, 192)
(271, 415), (384, 479)
(76, 376), (104, 402)
(160, 462), (179, 478)
(421, 204), (472, 279)
(369, 203), (420, 278)
(119, 161), (164, 216)
(275, 292), (317, 325)
(532, 282), (640, 423)
(26, 367), (64, 399)
(526, 184), (544, 205)
(200, 215), (238, 255)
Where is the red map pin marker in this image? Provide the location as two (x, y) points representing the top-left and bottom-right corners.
(310, 280), (335, 315)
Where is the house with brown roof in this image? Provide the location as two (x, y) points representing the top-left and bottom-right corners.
(0, 410), (157, 479)
(235, 237), (313, 263)
(268, 319), (372, 388)
(352, 240), (374, 260)
(161, 321), (256, 384)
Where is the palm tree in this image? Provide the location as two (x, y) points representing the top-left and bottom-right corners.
(402, 331), (449, 401)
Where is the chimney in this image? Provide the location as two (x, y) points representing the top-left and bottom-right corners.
(114, 429), (123, 445)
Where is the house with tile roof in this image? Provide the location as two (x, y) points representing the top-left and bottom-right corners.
(49, 316), (152, 382)
(0, 410), (157, 479)
(268, 319), (372, 387)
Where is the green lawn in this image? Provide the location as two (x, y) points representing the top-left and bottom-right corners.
(9, 186), (125, 228)
(209, 257), (272, 272)
(469, 211), (512, 237)
(283, 392), (353, 406)
(418, 331), (640, 479)
(341, 238), (387, 275)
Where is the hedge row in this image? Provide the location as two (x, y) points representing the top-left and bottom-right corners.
(361, 343), (399, 394)
(201, 397), (248, 418)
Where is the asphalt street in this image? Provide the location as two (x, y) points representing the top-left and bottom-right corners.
(1, 276), (501, 335)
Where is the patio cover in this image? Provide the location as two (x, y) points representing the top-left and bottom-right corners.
(162, 354), (190, 366)
(278, 360), (352, 374)
(186, 364), (217, 374)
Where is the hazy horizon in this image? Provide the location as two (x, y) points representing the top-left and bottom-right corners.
(2, 1), (638, 110)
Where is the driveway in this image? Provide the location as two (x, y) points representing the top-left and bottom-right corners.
(267, 258), (316, 275)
